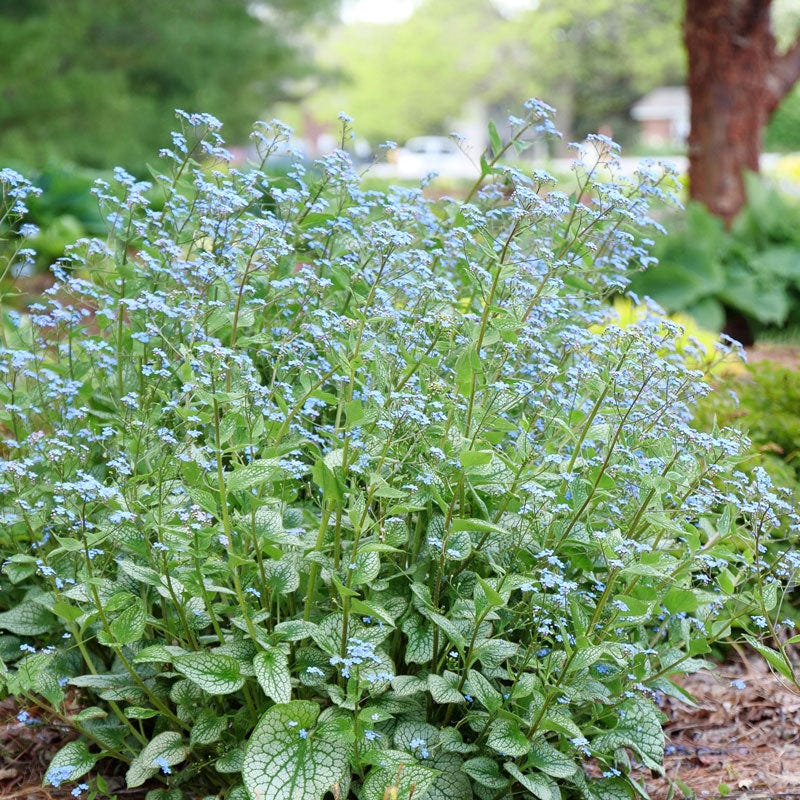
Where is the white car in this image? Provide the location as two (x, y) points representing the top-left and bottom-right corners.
(392, 136), (477, 180)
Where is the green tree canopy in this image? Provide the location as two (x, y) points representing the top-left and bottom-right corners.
(307, 0), (684, 147)
(0, 0), (336, 171)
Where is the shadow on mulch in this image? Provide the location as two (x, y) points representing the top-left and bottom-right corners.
(3, 655), (800, 800)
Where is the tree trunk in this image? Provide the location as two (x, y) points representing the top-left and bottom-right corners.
(684, 0), (775, 226)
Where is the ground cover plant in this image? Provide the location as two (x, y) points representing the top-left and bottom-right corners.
(1, 105), (799, 800)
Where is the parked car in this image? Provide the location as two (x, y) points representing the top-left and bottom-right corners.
(392, 135), (476, 179)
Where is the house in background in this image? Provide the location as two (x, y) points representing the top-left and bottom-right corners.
(631, 86), (689, 148)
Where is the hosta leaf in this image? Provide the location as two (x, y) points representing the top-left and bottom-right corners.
(591, 696), (664, 772)
(428, 671), (466, 704)
(487, 717), (530, 758)
(504, 763), (560, 800)
(243, 700), (349, 800)
(44, 741), (97, 786)
(191, 707), (227, 746)
(174, 652), (245, 695)
(126, 732), (188, 788)
(0, 601), (54, 636)
(464, 757), (509, 789)
(254, 647), (292, 704)
(528, 738), (576, 778)
(109, 600), (147, 645)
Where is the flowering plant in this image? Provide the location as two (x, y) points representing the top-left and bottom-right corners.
(1, 105), (797, 800)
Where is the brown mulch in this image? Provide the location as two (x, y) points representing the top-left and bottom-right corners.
(746, 344), (800, 370)
(639, 654), (800, 800)
(4, 654), (800, 800)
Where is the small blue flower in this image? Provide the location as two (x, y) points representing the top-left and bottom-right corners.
(47, 765), (76, 787)
(152, 755), (172, 775)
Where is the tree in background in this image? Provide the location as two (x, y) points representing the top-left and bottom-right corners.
(684, 0), (800, 225)
(307, 0), (683, 148)
(0, 0), (336, 171)
(509, 0), (683, 149)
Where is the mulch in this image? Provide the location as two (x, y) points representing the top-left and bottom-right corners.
(3, 653), (800, 800)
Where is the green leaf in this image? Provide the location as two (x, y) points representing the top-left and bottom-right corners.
(528, 737), (576, 778)
(459, 449), (493, 467)
(125, 706), (159, 719)
(110, 600), (147, 645)
(463, 756), (509, 789)
(464, 669), (502, 712)
(44, 741), (97, 786)
(217, 745), (246, 773)
(0, 601), (54, 636)
(243, 700), (349, 800)
(311, 457), (343, 503)
(504, 763), (561, 800)
(264, 557), (300, 595)
(254, 647), (292, 704)
(424, 610), (466, 651)
(592, 696), (665, 772)
(2, 554), (37, 584)
(487, 717), (530, 758)
(362, 762), (439, 800)
(426, 752), (472, 800)
(402, 615), (434, 664)
(174, 652), (245, 695)
(744, 636), (794, 681)
(488, 120), (502, 156)
(273, 620), (318, 642)
(663, 588), (698, 614)
(191, 707), (228, 746)
(226, 459), (284, 492)
(126, 732), (188, 788)
(475, 576), (503, 609)
(428, 672), (466, 704)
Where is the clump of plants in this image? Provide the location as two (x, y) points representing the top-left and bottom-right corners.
(1, 107), (799, 800)
(629, 174), (800, 335)
(694, 360), (800, 488)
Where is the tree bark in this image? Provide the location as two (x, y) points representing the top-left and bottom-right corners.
(684, 0), (779, 226)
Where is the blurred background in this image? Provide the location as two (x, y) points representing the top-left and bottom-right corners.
(2, 0), (798, 172)
(6, 0), (800, 342)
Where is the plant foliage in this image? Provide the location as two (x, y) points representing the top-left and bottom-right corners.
(1, 107), (798, 800)
(630, 174), (800, 332)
